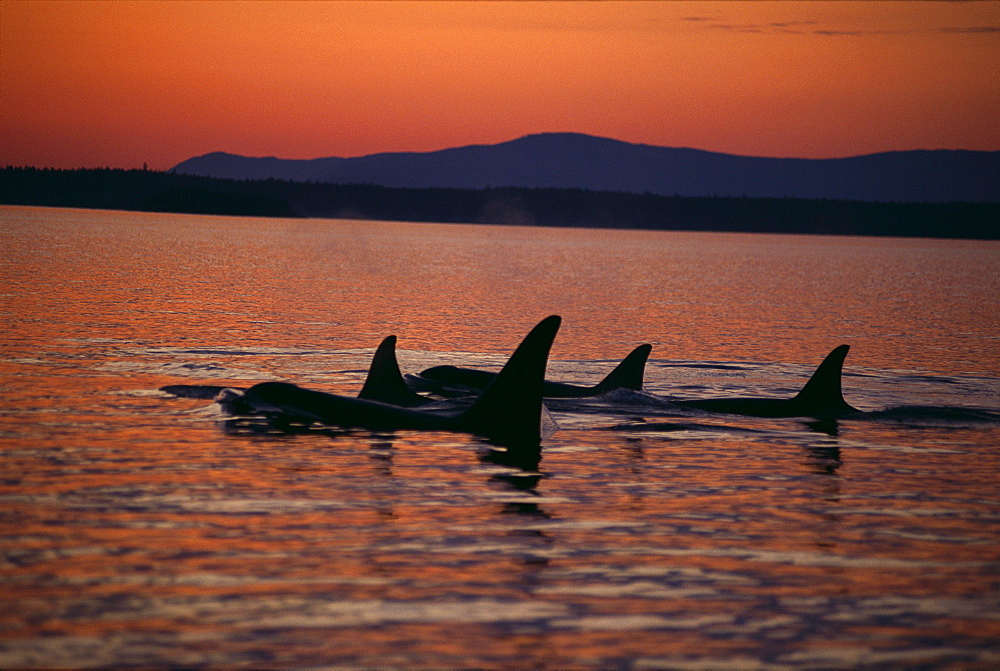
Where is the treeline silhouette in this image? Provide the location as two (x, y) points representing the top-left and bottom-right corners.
(2, 166), (997, 240)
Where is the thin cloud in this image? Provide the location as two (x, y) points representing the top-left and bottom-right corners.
(691, 19), (866, 36)
(711, 24), (766, 34)
(813, 25), (1000, 37)
(813, 30), (875, 37)
(768, 21), (818, 35)
(940, 26), (1000, 33)
(679, 13), (1000, 38)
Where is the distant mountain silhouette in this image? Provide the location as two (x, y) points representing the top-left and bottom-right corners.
(171, 133), (1000, 203)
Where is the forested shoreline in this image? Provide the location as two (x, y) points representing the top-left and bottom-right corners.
(2, 166), (996, 240)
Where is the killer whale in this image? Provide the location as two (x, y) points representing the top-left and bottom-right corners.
(228, 315), (562, 446)
(672, 344), (860, 419)
(407, 343), (652, 399)
(357, 334), (435, 407)
(160, 334), (432, 408)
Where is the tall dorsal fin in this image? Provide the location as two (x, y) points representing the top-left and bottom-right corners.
(792, 344), (858, 415)
(457, 315), (561, 446)
(592, 344), (652, 393)
(358, 335), (431, 408)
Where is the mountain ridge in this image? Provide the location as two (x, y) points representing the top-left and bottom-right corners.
(171, 132), (1000, 203)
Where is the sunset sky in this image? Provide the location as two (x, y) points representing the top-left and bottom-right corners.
(3, 1), (998, 170)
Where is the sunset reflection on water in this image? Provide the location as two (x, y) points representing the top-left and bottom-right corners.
(2, 206), (998, 667)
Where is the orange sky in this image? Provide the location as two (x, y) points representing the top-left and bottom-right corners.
(3, 1), (998, 170)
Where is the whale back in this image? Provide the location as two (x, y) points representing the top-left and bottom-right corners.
(417, 365), (495, 392)
(416, 342), (650, 399)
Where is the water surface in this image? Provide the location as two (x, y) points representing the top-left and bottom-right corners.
(2, 206), (998, 667)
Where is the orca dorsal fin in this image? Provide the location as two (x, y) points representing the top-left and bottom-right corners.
(358, 335), (431, 408)
(792, 344), (857, 416)
(457, 315), (561, 446)
(592, 343), (653, 393)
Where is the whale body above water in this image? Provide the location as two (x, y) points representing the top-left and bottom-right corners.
(671, 344), (860, 419)
(407, 343), (652, 399)
(164, 316), (562, 447)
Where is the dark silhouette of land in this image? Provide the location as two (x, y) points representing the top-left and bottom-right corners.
(1, 167), (298, 218)
(172, 133), (1000, 204)
(2, 166), (997, 240)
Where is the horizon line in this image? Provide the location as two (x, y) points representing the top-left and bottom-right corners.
(5, 131), (998, 173)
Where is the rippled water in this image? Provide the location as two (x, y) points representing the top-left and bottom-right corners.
(2, 205), (999, 667)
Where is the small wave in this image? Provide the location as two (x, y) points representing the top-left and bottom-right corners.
(862, 405), (1000, 425)
(170, 348), (320, 357)
(160, 384), (239, 400)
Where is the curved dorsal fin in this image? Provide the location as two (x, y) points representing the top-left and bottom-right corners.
(592, 343), (652, 393)
(792, 344), (858, 415)
(458, 315), (561, 446)
(358, 335), (432, 408)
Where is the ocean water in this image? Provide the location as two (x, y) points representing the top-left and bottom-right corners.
(1, 205), (998, 668)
